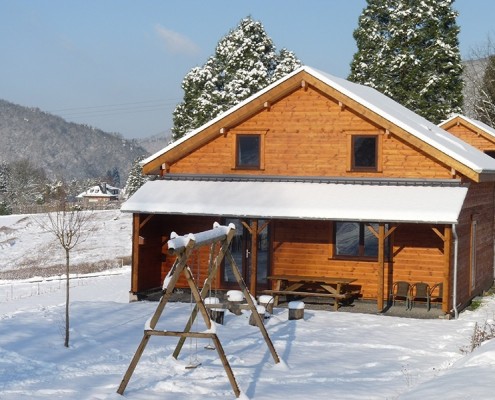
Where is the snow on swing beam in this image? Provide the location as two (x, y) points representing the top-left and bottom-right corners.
(167, 222), (236, 255)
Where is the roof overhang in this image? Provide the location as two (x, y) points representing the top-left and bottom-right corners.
(121, 179), (468, 224)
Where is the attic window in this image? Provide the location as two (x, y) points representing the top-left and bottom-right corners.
(351, 135), (378, 171)
(236, 135), (260, 169)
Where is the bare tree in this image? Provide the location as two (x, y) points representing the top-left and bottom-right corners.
(463, 35), (495, 126)
(38, 207), (94, 347)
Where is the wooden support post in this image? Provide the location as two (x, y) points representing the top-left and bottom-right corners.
(377, 224), (385, 311)
(172, 228), (236, 360)
(117, 240), (195, 395)
(225, 250), (280, 364)
(250, 220), (258, 296)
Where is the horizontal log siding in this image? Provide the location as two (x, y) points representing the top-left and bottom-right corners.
(455, 182), (495, 308)
(271, 220), (379, 299)
(132, 214), (217, 293)
(391, 224), (445, 293)
(169, 87), (452, 179)
(446, 124), (495, 152)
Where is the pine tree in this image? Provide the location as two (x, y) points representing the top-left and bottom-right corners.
(349, 0), (463, 124)
(124, 156), (150, 198)
(172, 16), (302, 140)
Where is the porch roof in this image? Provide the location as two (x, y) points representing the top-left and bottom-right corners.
(121, 179), (468, 224)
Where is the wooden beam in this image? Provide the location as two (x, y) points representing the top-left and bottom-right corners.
(250, 220), (258, 295)
(301, 80), (308, 90)
(264, 101), (271, 111)
(377, 224), (386, 311)
(431, 226), (446, 241)
(139, 214), (154, 229)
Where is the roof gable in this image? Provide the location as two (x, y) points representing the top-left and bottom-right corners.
(439, 114), (495, 143)
(143, 66), (495, 181)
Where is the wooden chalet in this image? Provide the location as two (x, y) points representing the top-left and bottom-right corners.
(439, 114), (495, 158)
(122, 66), (495, 316)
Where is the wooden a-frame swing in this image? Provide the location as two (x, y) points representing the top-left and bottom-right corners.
(117, 222), (280, 398)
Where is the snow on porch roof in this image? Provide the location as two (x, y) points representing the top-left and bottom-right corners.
(121, 179), (468, 224)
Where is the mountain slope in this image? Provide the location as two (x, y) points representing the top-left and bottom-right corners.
(0, 99), (149, 181)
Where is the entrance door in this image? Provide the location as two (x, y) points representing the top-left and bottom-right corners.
(222, 218), (270, 294)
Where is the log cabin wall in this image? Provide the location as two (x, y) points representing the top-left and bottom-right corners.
(390, 224), (445, 292)
(271, 219), (378, 300)
(132, 213), (165, 293)
(445, 123), (495, 152)
(455, 182), (495, 309)
(168, 86), (452, 180)
(132, 214), (217, 293)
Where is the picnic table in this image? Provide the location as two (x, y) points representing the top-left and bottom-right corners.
(262, 275), (357, 311)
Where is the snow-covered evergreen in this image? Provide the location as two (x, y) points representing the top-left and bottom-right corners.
(349, 0), (463, 124)
(172, 16), (302, 140)
(123, 155), (151, 198)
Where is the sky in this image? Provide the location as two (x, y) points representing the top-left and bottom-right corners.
(1, 0), (494, 140)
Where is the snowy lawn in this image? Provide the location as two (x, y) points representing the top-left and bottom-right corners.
(1, 211), (495, 399)
(0, 268), (495, 399)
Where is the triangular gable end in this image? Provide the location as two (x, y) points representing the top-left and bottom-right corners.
(143, 66), (495, 182)
(439, 114), (495, 145)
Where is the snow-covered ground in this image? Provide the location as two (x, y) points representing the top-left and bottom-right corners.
(0, 210), (132, 275)
(1, 211), (495, 399)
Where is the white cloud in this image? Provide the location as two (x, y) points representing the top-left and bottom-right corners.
(155, 24), (199, 56)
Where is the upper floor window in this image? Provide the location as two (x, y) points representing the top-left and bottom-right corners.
(236, 134), (260, 169)
(351, 135), (377, 171)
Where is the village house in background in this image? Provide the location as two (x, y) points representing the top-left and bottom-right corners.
(122, 66), (495, 317)
(77, 183), (121, 207)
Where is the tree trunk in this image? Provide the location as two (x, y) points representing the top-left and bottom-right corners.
(65, 248), (70, 348)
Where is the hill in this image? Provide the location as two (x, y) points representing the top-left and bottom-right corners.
(0, 99), (149, 182)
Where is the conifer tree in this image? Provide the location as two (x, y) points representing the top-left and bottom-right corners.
(124, 155), (151, 198)
(349, 0), (463, 123)
(172, 16), (301, 140)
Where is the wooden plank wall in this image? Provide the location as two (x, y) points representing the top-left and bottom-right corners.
(455, 182), (495, 308)
(391, 224), (445, 289)
(169, 86), (452, 180)
(132, 214), (217, 293)
(446, 124), (495, 152)
(272, 219), (378, 299)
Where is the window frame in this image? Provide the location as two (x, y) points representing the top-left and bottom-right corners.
(333, 221), (389, 261)
(346, 132), (383, 173)
(236, 134), (261, 169)
(231, 130), (267, 171)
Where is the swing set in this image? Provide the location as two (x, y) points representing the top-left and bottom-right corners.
(117, 222), (280, 398)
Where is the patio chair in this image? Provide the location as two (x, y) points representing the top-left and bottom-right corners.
(389, 281), (412, 310)
(429, 282), (443, 308)
(410, 282), (431, 310)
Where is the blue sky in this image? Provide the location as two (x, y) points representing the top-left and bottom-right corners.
(1, 0), (494, 139)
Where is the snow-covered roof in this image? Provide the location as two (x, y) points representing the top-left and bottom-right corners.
(77, 184), (120, 198)
(142, 65), (495, 176)
(440, 114), (495, 139)
(121, 179), (468, 224)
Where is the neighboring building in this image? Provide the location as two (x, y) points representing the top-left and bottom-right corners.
(439, 114), (495, 158)
(77, 183), (121, 206)
(122, 66), (495, 316)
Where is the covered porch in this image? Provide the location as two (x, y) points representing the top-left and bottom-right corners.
(121, 176), (468, 315)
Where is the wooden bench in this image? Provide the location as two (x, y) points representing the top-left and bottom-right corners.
(263, 275), (358, 311)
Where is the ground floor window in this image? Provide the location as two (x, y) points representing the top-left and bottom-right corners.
(334, 222), (389, 259)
